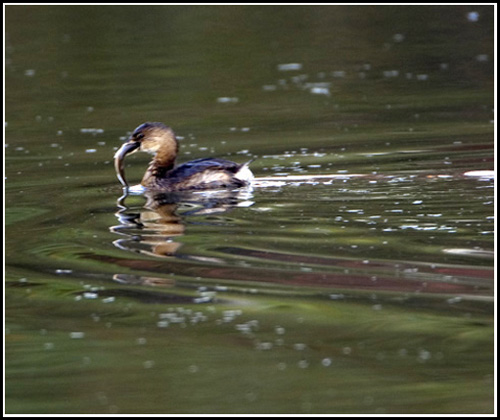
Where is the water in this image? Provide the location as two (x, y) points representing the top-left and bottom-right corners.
(5, 5), (495, 414)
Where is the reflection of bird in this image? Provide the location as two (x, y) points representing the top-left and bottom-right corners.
(112, 197), (185, 258)
(114, 122), (254, 191)
(112, 188), (254, 259)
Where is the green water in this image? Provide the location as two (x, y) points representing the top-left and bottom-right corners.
(5, 5), (495, 414)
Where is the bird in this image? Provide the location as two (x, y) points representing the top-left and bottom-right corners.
(114, 122), (254, 191)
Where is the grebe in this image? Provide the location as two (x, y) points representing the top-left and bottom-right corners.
(114, 122), (254, 191)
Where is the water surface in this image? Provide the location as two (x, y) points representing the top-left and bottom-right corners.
(5, 5), (495, 414)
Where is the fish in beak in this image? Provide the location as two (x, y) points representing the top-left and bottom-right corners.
(114, 140), (141, 187)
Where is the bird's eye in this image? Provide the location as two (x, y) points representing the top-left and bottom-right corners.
(135, 133), (145, 141)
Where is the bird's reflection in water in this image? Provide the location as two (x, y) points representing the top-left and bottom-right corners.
(111, 186), (254, 259)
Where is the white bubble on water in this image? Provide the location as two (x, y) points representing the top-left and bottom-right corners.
(417, 349), (432, 362)
(298, 359), (309, 369)
(143, 360), (155, 369)
(44, 342), (55, 350)
(467, 11), (479, 22)
(217, 97), (239, 103)
(277, 63), (302, 71)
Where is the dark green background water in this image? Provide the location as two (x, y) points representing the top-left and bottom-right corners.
(5, 5), (495, 414)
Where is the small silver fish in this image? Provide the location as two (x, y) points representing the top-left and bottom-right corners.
(114, 140), (140, 187)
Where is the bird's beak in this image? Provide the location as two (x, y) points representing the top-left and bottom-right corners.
(114, 140), (140, 187)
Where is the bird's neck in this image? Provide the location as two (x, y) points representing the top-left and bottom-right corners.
(143, 142), (178, 184)
(141, 157), (175, 186)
